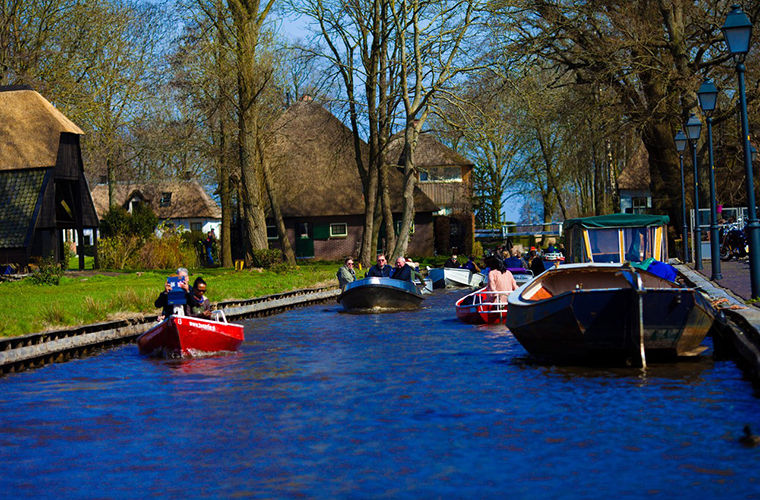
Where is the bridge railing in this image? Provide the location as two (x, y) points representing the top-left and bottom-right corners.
(475, 222), (563, 239)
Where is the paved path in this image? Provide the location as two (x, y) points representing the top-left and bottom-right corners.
(693, 257), (753, 302)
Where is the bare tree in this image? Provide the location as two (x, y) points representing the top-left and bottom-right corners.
(227, 0), (276, 264)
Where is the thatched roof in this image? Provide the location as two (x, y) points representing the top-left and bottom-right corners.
(90, 181), (221, 220)
(385, 131), (473, 168)
(617, 142), (650, 191)
(263, 99), (438, 216)
(0, 88), (84, 171)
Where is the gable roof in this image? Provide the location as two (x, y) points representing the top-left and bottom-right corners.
(90, 181), (221, 220)
(385, 131), (473, 168)
(263, 99), (439, 216)
(0, 169), (50, 249)
(617, 142), (650, 191)
(0, 88), (84, 171)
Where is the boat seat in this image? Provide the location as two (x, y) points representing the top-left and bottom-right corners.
(525, 286), (553, 301)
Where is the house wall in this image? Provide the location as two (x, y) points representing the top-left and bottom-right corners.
(620, 189), (652, 214)
(271, 213), (435, 261)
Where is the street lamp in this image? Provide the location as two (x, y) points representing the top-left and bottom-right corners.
(722, 4), (760, 298)
(686, 113), (703, 270)
(675, 130), (689, 263)
(697, 78), (722, 279)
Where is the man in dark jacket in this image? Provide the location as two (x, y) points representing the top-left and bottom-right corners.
(366, 254), (392, 277)
(391, 256), (414, 281)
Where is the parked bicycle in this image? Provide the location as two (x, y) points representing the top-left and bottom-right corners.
(719, 222), (748, 260)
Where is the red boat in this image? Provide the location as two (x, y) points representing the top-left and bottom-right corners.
(137, 312), (244, 358)
(455, 287), (511, 324)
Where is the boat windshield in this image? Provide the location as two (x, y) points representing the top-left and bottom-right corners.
(586, 226), (658, 263)
(587, 229), (620, 263)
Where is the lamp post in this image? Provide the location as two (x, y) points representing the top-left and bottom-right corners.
(697, 79), (721, 279)
(675, 130), (689, 263)
(686, 113), (703, 270)
(722, 4), (760, 298)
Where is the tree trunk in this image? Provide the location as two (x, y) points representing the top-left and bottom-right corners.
(261, 154), (296, 265)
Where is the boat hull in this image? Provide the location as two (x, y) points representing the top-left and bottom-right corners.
(506, 264), (715, 364)
(137, 315), (244, 357)
(339, 277), (425, 312)
(428, 267), (484, 289)
(455, 287), (509, 324)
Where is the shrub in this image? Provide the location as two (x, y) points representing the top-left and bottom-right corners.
(135, 233), (198, 270)
(100, 204), (158, 241)
(250, 249), (283, 269)
(98, 235), (141, 270)
(100, 206), (132, 238)
(472, 241), (484, 259)
(130, 203), (159, 240)
(28, 257), (64, 285)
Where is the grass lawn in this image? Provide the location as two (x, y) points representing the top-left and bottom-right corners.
(0, 263), (338, 337)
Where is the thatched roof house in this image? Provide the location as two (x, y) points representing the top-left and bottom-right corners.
(0, 86), (99, 270)
(385, 131), (475, 255)
(90, 181), (221, 234)
(263, 98), (439, 259)
(618, 142), (652, 214)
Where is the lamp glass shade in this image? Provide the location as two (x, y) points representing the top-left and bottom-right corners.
(675, 130), (687, 152)
(697, 79), (718, 112)
(721, 5), (752, 55)
(686, 114), (702, 141)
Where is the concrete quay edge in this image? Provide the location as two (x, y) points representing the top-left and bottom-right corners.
(675, 264), (760, 387)
(0, 287), (341, 375)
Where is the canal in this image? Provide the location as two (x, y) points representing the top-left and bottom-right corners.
(1, 290), (759, 498)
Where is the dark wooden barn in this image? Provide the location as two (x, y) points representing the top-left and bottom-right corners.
(0, 86), (99, 270)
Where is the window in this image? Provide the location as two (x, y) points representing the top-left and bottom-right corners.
(190, 222), (202, 232)
(394, 220), (415, 235)
(267, 225), (278, 240)
(329, 223), (348, 238)
(160, 192), (172, 207)
(297, 222), (310, 239)
(631, 196), (649, 214)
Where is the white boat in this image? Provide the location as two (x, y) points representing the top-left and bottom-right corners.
(427, 267), (484, 289)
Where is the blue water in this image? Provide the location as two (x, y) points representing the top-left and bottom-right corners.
(1, 290), (760, 499)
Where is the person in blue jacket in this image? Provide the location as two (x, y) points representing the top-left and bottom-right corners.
(391, 256), (414, 281)
(366, 254), (392, 278)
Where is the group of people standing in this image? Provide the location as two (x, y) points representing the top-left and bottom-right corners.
(337, 254), (420, 290)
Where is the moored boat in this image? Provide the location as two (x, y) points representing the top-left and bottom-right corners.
(428, 267), (484, 289)
(137, 312), (244, 358)
(455, 287), (511, 324)
(506, 214), (715, 365)
(506, 263), (714, 364)
(339, 276), (425, 312)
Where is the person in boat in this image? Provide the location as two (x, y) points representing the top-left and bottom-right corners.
(337, 257), (356, 290)
(391, 256), (414, 281)
(503, 246), (529, 270)
(444, 254), (461, 268)
(366, 254), (392, 278)
(187, 277), (212, 318)
(485, 255), (518, 304)
(464, 255), (481, 273)
(155, 267), (190, 320)
(528, 248), (545, 277)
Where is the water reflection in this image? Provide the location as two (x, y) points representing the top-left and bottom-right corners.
(0, 290), (759, 498)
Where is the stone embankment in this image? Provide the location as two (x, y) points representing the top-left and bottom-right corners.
(0, 286), (340, 375)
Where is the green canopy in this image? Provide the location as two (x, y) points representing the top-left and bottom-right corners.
(563, 213), (669, 232)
